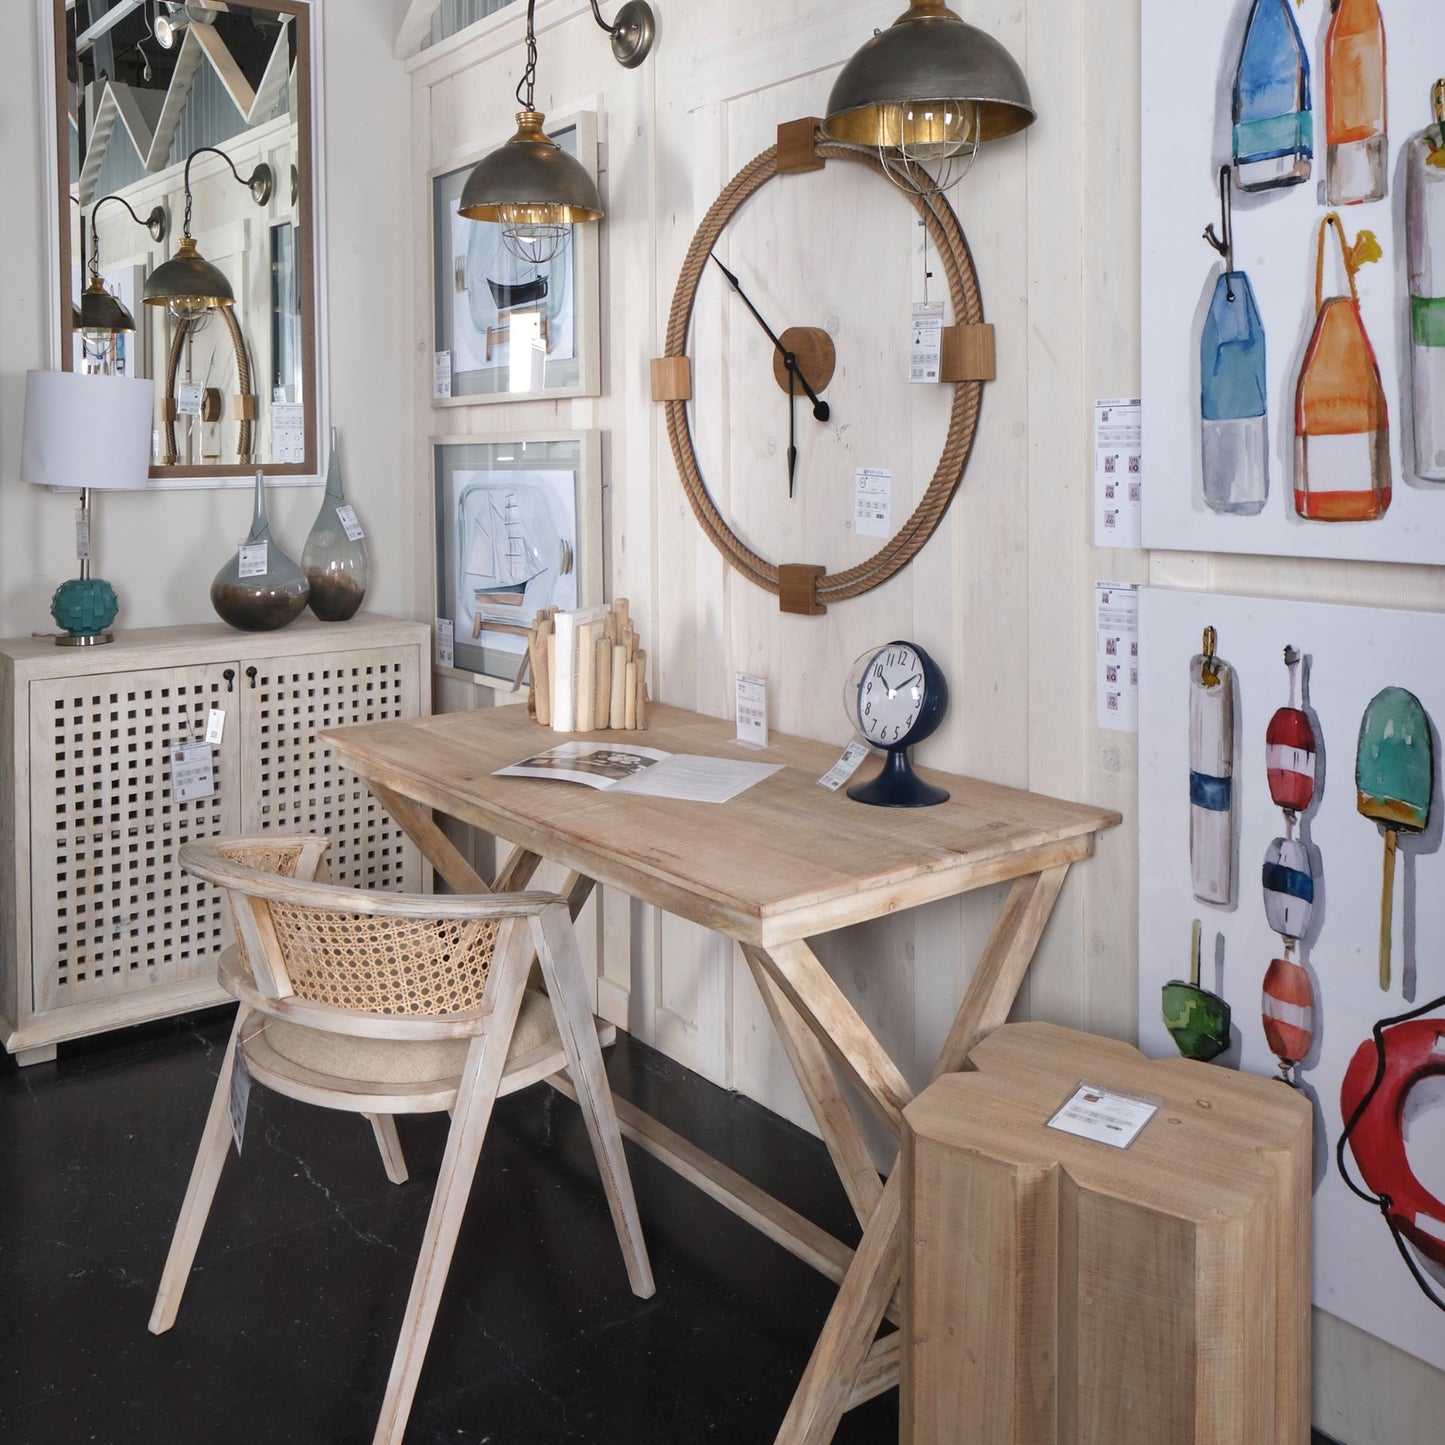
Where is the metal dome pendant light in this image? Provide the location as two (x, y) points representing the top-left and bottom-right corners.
(458, 0), (655, 266)
(823, 0), (1036, 197)
(79, 194), (168, 370)
(144, 145), (273, 325)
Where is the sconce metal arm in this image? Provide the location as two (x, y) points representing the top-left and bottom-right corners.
(178, 145), (273, 238)
(587, 0), (655, 68)
(87, 193), (168, 276)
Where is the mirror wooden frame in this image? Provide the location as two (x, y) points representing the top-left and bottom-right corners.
(43, 0), (322, 483)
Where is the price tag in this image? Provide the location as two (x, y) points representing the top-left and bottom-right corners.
(238, 541), (269, 578)
(735, 673), (768, 749)
(170, 742), (216, 803)
(205, 709), (226, 746)
(228, 1048), (252, 1155)
(272, 402), (305, 464)
(910, 301), (944, 383)
(435, 617), (455, 668)
(335, 504), (365, 541)
(433, 350), (453, 399)
(273, 386), (287, 403)
(1047, 1081), (1159, 1150)
(75, 504), (91, 562)
(176, 382), (203, 417)
(818, 740), (870, 791)
(853, 467), (891, 538)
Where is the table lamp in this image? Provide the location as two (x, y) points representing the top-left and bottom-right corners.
(20, 370), (155, 646)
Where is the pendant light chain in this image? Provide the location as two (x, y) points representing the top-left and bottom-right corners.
(515, 0), (539, 111)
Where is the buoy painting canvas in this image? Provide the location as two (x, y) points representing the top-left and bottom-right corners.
(1141, 0), (1444, 563)
(1139, 586), (1445, 1370)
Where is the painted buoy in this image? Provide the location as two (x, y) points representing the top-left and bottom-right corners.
(1261, 956), (1314, 1070)
(1262, 836), (1314, 940)
(1266, 704), (1316, 814)
(1340, 1018), (1445, 1267)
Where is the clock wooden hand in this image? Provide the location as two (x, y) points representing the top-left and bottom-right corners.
(710, 254), (830, 420)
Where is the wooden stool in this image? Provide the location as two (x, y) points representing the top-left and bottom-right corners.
(902, 1022), (1311, 1445)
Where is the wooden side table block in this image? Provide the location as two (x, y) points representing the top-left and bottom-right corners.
(902, 1024), (1311, 1445)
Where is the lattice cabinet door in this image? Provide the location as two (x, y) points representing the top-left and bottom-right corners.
(28, 664), (241, 1015)
(237, 646), (422, 891)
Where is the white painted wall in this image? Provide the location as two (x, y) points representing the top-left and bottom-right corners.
(0, 0), (413, 636)
(409, 2), (1444, 1437)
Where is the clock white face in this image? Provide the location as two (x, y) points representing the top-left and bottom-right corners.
(857, 645), (925, 746)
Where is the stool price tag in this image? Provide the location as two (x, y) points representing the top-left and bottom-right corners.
(176, 381), (203, 417)
(818, 740), (870, 791)
(735, 672), (768, 749)
(1047, 1081), (1159, 1150)
(170, 742), (216, 803)
(205, 709), (226, 746)
(335, 504), (365, 541)
(238, 541), (268, 578)
(228, 1049), (252, 1155)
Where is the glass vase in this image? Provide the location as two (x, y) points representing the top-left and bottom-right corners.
(302, 427), (369, 621)
(211, 469), (310, 630)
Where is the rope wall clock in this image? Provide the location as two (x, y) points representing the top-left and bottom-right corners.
(650, 117), (996, 615)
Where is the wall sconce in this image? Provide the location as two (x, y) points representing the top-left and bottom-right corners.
(823, 0), (1035, 194)
(143, 145), (272, 324)
(79, 194), (168, 367)
(457, 0), (656, 265)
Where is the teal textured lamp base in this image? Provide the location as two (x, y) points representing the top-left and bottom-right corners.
(51, 576), (119, 646)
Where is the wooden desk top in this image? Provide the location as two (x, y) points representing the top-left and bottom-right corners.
(320, 704), (1120, 947)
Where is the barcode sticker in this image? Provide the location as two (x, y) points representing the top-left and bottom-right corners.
(238, 542), (268, 579)
(818, 741), (870, 791)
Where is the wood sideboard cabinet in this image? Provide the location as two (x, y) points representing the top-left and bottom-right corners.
(0, 615), (432, 1065)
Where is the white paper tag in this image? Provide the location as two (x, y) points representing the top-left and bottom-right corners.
(170, 742), (216, 803)
(272, 402), (305, 464)
(910, 301), (944, 383)
(273, 386), (287, 403)
(1095, 581), (1140, 734)
(75, 504), (91, 562)
(818, 740), (870, 791)
(435, 617), (455, 668)
(854, 467), (891, 538)
(433, 350), (453, 399)
(335, 504), (365, 541)
(1047, 1081), (1159, 1150)
(735, 673), (768, 749)
(205, 709), (226, 746)
(1093, 397), (1142, 549)
(238, 541), (269, 579)
(176, 381), (203, 417)
(229, 1048), (252, 1155)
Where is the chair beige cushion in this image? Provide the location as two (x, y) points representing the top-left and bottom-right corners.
(258, 988), (562, 1086)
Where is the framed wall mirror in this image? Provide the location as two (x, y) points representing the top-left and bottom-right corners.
(46, 0), (322, 483)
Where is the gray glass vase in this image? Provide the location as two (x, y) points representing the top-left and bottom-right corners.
(211, 469), (310, 631)
(302, 427), (369, 621)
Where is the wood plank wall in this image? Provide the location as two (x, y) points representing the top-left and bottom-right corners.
(406, 3), (1444, 1437)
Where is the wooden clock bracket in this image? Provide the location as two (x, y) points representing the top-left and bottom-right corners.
(778, 564), (827, 615)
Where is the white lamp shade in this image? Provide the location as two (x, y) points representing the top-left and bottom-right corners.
(20, 370), (154, 492)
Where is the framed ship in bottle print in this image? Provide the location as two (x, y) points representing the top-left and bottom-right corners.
(1141, 1), (1443, 565)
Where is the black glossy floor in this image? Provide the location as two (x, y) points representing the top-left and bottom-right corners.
(1, 1008), (901, 1444)
(1, 1012), (1349, 1445)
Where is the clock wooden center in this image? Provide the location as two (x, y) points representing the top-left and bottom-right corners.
(771, 327), (836, 397)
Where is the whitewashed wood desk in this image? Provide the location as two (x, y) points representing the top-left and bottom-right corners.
(319, 702), (1120, 1443)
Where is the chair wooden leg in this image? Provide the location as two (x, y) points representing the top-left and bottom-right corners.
(532, 906), (655, 1300)
(149, 1006), (249, 1335)
(370, 947), (532, 1445)
(365, 1114), (409, 1185)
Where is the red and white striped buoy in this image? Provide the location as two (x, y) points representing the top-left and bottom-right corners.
(1266, 646), (1316, 814)
(1262, 956), (1314, 1076)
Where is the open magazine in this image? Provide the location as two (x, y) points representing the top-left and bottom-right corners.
(494, 741), (780, 804)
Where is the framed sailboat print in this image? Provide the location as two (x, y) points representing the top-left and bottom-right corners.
(432, 431), (603, 686)
(430, 110), (600, 405)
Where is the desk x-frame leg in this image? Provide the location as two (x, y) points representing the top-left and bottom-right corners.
(758, 862), (1072, 1444)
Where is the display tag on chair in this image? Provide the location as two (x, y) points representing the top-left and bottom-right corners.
(228, 1049), (252, 1156)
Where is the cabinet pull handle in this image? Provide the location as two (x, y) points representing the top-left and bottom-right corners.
(245, 666), (258, 689)
(223, 669), (236, 693)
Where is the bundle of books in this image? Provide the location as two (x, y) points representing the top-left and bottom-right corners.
(527, 600), (649, 733)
